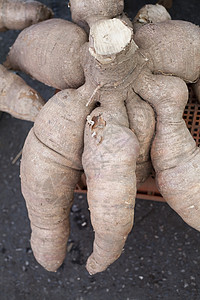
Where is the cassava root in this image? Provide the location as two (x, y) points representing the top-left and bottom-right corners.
(133, 20), (200, 231)
(82, 19), (140, 274)
(0, 64), (44, 121)
(17, 0), (200, 276)
(4, 19), (88, 90)
(0, 0), (53, 31)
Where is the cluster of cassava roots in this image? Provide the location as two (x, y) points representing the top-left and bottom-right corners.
(0, 0), (55, 121)
(2, 0), (200, 275)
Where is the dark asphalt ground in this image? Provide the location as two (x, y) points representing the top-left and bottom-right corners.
(0, 1), (200, 299)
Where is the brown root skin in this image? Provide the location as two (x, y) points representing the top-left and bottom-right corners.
(20, 17), (144, 275)
(0, 65), (44, 121)
(20, 13), (200, 275)
(126, 90), (155, 187)
(81, 18), (140, 275)
(0, 0), (53, 31)
(4, 19), (88, 90)
(134, 20), (200, 83)
(83, 103), (139, 275)
(134, 72), (200, 231)
(21, 85), (96, 272)
(34, 86), (95, 169)
(21, 129), (81, 272)
(132, 17), (200, 231)
(132, 4), (171, 32)
(134, 72), (190, 170)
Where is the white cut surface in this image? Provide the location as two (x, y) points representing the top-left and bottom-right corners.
(90, 18), (132, 55)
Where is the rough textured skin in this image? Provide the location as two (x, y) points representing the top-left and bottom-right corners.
(34, 88), (94, 169)
(0, 0), (53, 31)
(20, 17), (142, 274)
(83, 101), (139, 275)
(80, 19), (141, 275)
(134, 21), (200, 83)
(126, 90), (155, 187)
(21, 129), (80, 271)
(19, 7), (200, 274)
(132, 4), (171, 32)
(4, 19), (88, 90)
(0, 64), (44, 121)
(132, 18), (200, 232)
(134, 72), (200, 231)
(21, 85), (95, 271)
(70, 0), (124, 31)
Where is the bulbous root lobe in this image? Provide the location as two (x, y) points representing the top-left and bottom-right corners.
(0, 0), (53, 31)
(4, 19), (88, 90)
(132, 4), (171, 32)
(21, 129), (81, 271)
(0, 65), (44, 121)
(133, 21), (200, 84)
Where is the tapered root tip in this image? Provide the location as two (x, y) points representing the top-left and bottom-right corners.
(38, 6), (54, 21)
(33, 251), (64, 272)
(86, 254), (108, 275)
(31, 240), (66, 272)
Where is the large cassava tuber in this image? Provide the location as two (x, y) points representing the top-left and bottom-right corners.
(20, 17), (150, 274)
(5, 13), (152, 185)
(82, 19), (140, 274)
(21, 86), (95, 271)
(4, 11), (132, 90)
(5, 19), (88, 90)
(0, 0), (53, 31)
(133, 20), (200, 231)
(0, 64), (44, 121)
(18, 0), (200, 275)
